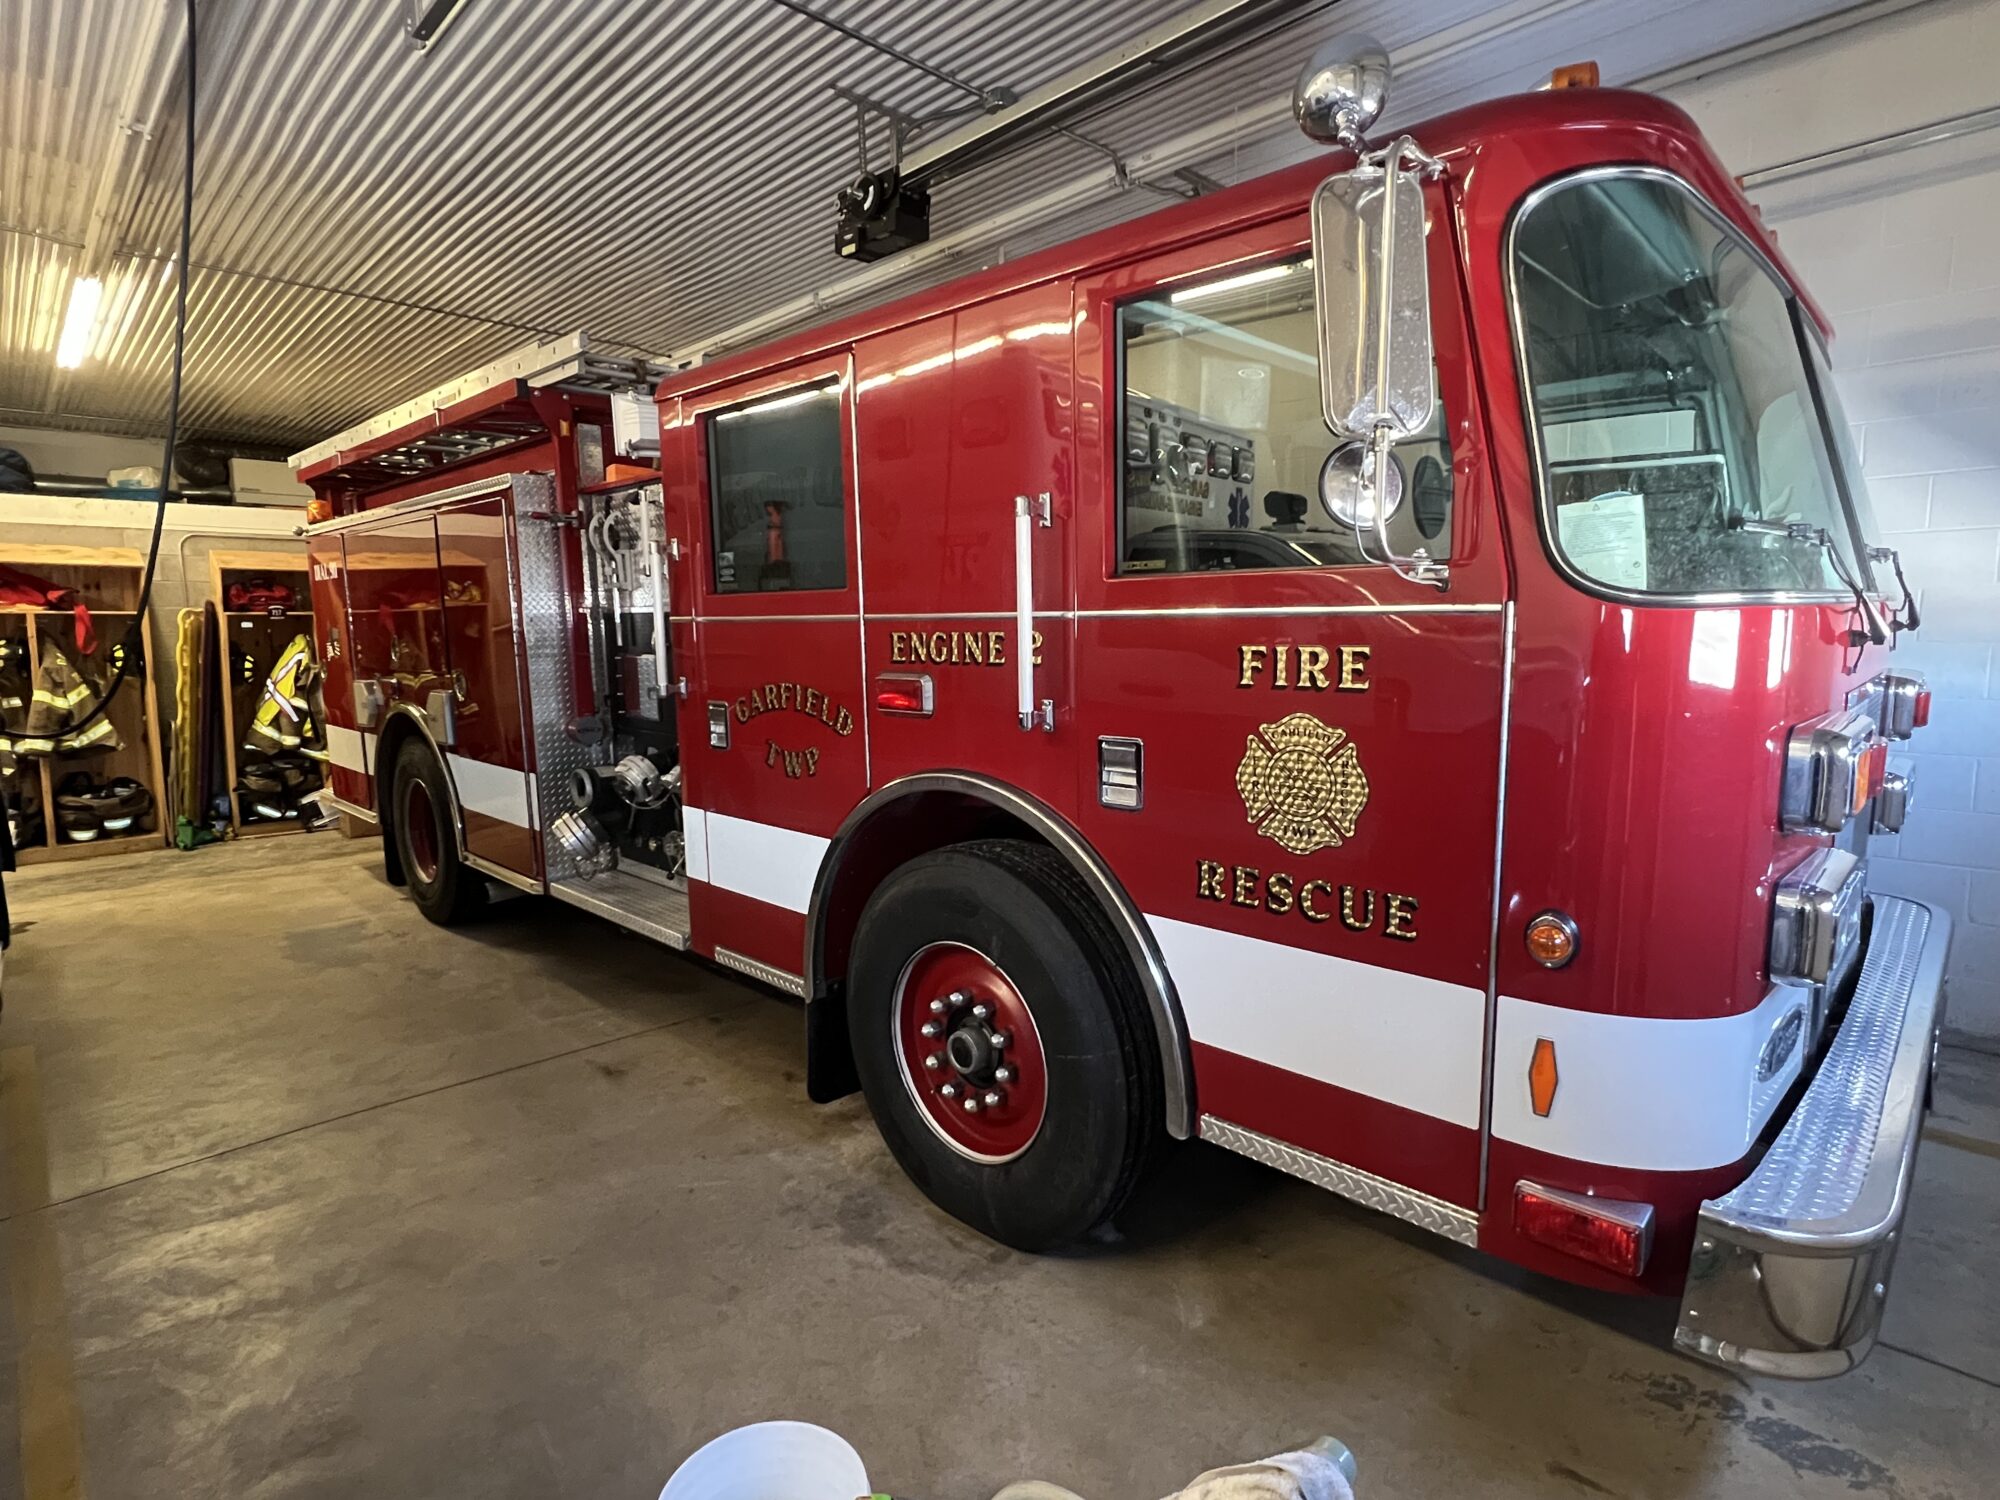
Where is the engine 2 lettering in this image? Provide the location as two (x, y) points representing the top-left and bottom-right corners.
(889, 628), (1042, 667)
(1196, 858), (1418, 941)
(1238, 643), (1371, 692)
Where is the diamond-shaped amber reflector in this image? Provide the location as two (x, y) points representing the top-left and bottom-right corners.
(1529, 1038), (1559, 1117)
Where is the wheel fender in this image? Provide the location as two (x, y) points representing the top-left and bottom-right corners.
(374, 704), (471, 871)
(805, 773), (1195, 1140)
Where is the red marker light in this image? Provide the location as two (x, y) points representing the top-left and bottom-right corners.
(875, 686), (922, 713)
(1912, 688), (1932, 729)
(1514, 1182), (1653, 1277)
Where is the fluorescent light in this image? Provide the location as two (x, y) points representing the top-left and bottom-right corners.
(1169, 262), (1302, 306)
(54, 276), (104, 369)
(716, 383), (836, 421)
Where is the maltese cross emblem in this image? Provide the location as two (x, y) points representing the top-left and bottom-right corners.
(1234, 711), (1370, 856)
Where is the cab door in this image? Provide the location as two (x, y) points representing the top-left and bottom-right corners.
(673, 357), (867, 985)
(1069, 195), (1508, 1210)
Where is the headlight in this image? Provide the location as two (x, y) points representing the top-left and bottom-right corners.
(1771, 847), (1866, 986)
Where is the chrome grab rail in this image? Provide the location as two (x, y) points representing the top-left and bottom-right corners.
(1014, 492), (1052, 732)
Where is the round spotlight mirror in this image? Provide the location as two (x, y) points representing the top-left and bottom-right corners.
(1319, 442), (1405, 530)
(1294, 37), (1392, 149)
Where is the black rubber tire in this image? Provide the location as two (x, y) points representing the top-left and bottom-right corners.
(847, 838), (1161, 1251)
(390, 739), (486, 927)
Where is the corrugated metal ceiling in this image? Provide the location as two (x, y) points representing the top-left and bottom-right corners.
(2, 0), (1859, 452)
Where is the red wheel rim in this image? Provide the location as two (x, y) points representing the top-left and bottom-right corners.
(403, 777), (440, 883)
(893, 941), (1048, 1164)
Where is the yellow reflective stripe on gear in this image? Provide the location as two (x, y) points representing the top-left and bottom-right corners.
(61, 720), (115, 750)
(63, 682), (95, 706)
(16, 737), (55, 754)
(31, 689), (66, 707)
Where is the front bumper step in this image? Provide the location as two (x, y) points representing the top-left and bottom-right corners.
(1676, 896), (1950, 1378)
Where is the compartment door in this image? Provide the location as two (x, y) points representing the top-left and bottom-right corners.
(343, 515), (450, 773)
(437, 496), (538, 876)
(306, 533), (368, 811)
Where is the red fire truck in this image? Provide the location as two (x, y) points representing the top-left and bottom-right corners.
(293, 45), (1949, 1378)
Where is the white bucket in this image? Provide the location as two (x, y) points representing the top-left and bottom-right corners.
(659, 1421), (871, 1500)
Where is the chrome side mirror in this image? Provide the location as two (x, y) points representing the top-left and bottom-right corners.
(1312, 167), (1434, 442)
(1308, 146), (1445, 587)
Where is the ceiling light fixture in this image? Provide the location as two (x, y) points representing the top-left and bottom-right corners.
(1169, 261), (1303, 305)
(404, 0), (474, 53)
(54, 276), (104, 369)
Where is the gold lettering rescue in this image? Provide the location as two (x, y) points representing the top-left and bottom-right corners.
(1196, 859), (1418, 942)
(734, 683), (854, 736)
(889, 629), (1041, 667)
(1238, 643), (1371, 692)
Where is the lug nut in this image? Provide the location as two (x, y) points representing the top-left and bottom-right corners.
(995, 1065), (1015, 1084)
(948, 989), (971, 1004)
(920, 1020), (942, 1038)
(929, 997), (947, 1015)
(971, 1002), (992, 1021)
(983, 1091), (1002, 1108)
(924, 1053), (942, 1071)
(991, 1030), (1010, 1051)
(940, 1082), (960, 1100)
(963, 1097), (982, 1114)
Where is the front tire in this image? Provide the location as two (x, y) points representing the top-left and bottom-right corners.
(390, 739), (486, 926)
(848, 839), (1161, 1250)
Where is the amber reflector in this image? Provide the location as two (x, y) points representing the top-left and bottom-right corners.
(1549, 61), (1600, 89)
(1528, 1038), (1559, 1117)
(1525, 912), (1577, 968)
(305, 497), (333, 524)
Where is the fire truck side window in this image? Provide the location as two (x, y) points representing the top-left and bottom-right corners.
(1117, 255), (1452, 575)
(707, 381), (847, 594)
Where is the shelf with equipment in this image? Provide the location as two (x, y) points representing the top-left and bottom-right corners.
(0, 544), (169, 865)
(206, 550), (321, 838)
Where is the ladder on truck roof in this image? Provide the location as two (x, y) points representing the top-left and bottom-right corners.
(289, 332), (674, 486)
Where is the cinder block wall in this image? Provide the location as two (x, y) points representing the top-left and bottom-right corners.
(1666, 0), (2000, 1037)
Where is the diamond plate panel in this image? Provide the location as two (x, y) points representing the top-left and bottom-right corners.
(512, 471), (597, 883)
(1200, 1116), (1480, 1246)
(549, 871), (690, 949)
(1711, 896), (1931, 1229)
(715, 946), (806, 997)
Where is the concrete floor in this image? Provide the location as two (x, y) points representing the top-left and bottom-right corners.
(1, 836), (1995, 1500)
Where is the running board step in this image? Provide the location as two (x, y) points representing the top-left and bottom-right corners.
(548, 871), (690, 949)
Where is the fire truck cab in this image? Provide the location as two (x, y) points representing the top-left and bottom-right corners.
(296, 46), (1949, 1379)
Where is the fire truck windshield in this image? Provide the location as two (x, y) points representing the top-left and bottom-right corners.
(1511, 168), (1877, 603)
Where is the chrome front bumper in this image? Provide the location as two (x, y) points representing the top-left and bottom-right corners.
(1675, 896), (1950, 1378)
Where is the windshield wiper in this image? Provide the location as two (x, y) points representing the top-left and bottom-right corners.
(1729, 514), (1889, 645)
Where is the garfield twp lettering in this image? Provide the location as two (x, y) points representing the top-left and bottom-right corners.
(734, 682), (854, 735)
(1196, 859), (1418, 941)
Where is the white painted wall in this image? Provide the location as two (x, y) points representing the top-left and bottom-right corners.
(1664, 0), (2000, 1036)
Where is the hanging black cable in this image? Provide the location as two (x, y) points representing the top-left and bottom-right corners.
(63, 0), (196, 740)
